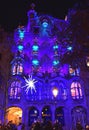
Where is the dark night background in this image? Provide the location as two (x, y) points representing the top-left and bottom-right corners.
(0, 0), (81, 32)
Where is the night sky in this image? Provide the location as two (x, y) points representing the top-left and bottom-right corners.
(0, 0), (78, 32)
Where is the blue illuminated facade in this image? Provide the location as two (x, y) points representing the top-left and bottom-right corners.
(0, 3), (89, 130)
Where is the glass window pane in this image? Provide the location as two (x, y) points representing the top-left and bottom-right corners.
(71, 81), (83, 99)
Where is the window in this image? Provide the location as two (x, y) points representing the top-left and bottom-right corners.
(55, 107), (64, 126)
(71, 106), (87, 130)
(71, 81), (83, 99)
(11, 56), (24, 75)
(51, 80), (67, 100)
(12, 63), (23, 75)
(28, 107), (39, 126)
(9, 80), (21, 100)
(42, 106), (52, 123)
(69, 65), (75, 76)
(69, 65), (80, 76)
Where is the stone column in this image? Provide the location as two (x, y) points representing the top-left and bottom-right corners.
(22, 107), (29, 130)
(38, 106), (42, 122)
(64, 105), (72, 130)
(51, 104), (55, 123)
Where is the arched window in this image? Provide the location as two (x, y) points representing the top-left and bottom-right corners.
(9, 80), (22, 100)
(12, 62), (23, 75)
(42, 106), (52, 123)
(5, 107), (22, 125)
(28, 107), (39, 126)
(55, 107), (64, 126)
(71, 106), (87, 130)
(71, 81), (83, 99)
(51, 80), (67, 100)
(69, 65), (80, 76)
(11, 56), (24, 76)
(51, 80), (59, 100)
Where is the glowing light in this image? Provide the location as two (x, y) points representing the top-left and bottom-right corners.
(53, 60), (59, 66)
(17, 45), (24, 51)
(87, 61), (89, 67)
(65, 15), (68, 21)
(86, 57), (89, 67)
(32, 59), (39, 66)
(18, 29), (25, 39)
(67, 46), (72, 51)
(52, 87), (58, 97)
(32, 45), (39, 51)
(22, 75), (37, 94)
(42, 21), (48, 28)
(53, 45), (59, 49)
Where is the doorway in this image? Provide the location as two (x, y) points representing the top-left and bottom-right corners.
(55, 107), (64, 126)
(71, 106), (87, 130)
(5, 107), (22, 125)
(28, 107), (39, 126)
(42, 106), (52, 123)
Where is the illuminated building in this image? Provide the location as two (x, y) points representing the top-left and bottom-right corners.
(0, 2), (89, 130)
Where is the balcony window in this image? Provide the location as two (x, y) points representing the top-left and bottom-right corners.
(71, 81), (83, 99)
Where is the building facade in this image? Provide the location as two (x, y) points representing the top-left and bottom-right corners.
(0, 3), (89, 130)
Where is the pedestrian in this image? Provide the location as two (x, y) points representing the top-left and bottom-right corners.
(76, 122), (83, 130)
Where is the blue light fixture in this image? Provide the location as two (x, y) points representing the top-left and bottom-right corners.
(53, 45), (59, 50)
(67, 46), (72, 51)
(32, 45), (39, 51)
(17, 44), (24, 51)
(42, 21), (48, 28)
(32, 59), (39, 66)
(53, 60), (59, 66)
(18, 28), (25, 39)
(20, 32), (24, 39)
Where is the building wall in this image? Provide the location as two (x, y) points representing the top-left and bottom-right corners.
(0, 3), (89, 130)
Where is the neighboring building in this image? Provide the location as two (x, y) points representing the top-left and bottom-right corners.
(0, 26), (14, 124)
(0, 2), (89, 130)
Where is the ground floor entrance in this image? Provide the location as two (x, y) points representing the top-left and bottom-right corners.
(5, 105), (87, 130)
(5, 107), (22, 125)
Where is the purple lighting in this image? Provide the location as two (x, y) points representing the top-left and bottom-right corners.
(5, 2), (89, 130)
